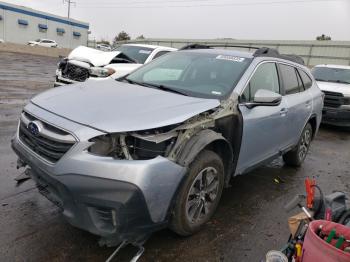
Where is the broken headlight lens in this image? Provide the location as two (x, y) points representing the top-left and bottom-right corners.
(57, 58), (68, 70)
(89, 67), (116, 77)
(88, 131), (177, 160)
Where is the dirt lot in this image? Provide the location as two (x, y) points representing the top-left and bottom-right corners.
(0, 51), (349, 262)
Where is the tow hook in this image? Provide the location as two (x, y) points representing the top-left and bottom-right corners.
(105, 240), (146, 262)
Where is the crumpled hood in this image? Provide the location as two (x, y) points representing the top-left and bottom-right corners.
(68, 46), (121, 66)
(317, 81), (350, 97)
(31, 79), (220, 133)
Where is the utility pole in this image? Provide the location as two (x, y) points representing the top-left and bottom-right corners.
(64, 0), (76, 19)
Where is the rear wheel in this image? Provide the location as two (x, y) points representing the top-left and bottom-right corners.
(283, 123), (313, 167)
(170, 150), (224, 236)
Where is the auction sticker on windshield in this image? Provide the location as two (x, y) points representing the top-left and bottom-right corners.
(216, 55), (245, 62)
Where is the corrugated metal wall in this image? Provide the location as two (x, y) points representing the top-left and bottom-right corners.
(116, 39), (350, 66)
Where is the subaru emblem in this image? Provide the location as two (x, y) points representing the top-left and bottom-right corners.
(28, 121), (41, 136)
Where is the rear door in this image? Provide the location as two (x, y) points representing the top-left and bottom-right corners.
(236, 62), (289, 175)
(278, 64), (313, 147)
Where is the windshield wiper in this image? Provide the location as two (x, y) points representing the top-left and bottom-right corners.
(141, 82), (189, 96)
(113, 57), (135, 63)
(122, 78), (150, 87)
(316, 79), (350, 84)
(119, 78), (188, 96)
(335, 80), (350, 84)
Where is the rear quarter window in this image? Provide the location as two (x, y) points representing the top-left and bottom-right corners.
(298, 69), (313, 89)
(279, 64), (302, 95)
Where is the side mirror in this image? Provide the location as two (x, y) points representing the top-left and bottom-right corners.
(245, 89), (282, 109)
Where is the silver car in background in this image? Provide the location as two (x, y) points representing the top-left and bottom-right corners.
(11, 44), (323, 246)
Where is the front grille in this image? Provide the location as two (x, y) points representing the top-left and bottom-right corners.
(323, 91), (344, 108)
(19, 112), (76, 163)
(62, 62), (89, 82)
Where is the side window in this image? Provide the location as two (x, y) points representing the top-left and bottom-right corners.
(152, 51), (170, 60)
(298, 69), (313, 90)
(279, 64), (301, 95)
(296, 69), (304, 91)
(241, 62), (280, 102)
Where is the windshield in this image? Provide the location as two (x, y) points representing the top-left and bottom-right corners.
(312, 67), (350, 85)
(125, 51), (252, 99)
(114, 45), (154, 64)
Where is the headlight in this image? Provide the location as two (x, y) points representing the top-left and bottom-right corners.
(88, 130), (178, 160)
(58, 59), (68, 69)
(343, 96), (350, 105)
(89, 67), (116, 77)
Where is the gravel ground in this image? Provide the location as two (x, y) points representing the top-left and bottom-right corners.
(0, 51), (349, 262)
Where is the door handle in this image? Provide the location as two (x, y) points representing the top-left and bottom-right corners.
(280, 108), (288, 116)
(305, 100), (312, 108)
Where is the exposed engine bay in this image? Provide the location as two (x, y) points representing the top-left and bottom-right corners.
(88, 98), (238, 164)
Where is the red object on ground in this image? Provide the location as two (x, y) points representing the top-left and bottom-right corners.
(305, 178), (316, 209)
(302, 220), (350, 262)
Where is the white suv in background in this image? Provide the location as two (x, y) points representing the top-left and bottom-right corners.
(54, 44), (177, 86)
(312, 64), (350, 126)
(27, 39), (58, 48)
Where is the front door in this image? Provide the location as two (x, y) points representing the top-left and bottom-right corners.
(236, 62), (289, 175)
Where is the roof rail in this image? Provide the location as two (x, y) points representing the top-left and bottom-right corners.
(179, 44), (305, 65)
(179, 43), (259, 50)
(253, 47), (305, 65)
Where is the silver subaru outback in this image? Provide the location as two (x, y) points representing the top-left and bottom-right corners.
(11, 44), (323, 246)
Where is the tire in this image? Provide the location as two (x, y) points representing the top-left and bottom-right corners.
(283, 123), (313, 167)
(170, 150), (225, 236)
(338, 210), (350, 227)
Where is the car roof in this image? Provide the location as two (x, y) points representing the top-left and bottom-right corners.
(314, 64), (350, 70)
(123, 43), (177, 50)
(179, 48), (254, 58)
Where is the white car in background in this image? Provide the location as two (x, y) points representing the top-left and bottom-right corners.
(312, 64), (350, 126)
(54, 44), (177, 87)
(28, 39), (58, 48)
(96, 43), (112, 51)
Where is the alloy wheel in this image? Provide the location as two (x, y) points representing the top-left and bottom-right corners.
(298, 129), (311, 161)
(185, 167), (220, 225)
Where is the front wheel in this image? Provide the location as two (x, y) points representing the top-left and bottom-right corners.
(283, 123), (313, 167)
(170, 150), (224, 236)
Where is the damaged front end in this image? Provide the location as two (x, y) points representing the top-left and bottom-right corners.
(11, 93), (238, 248)
(88, 98), (237, 165)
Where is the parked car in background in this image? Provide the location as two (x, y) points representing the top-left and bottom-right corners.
(312, 64), (350, 126)
(27, 39), (58, 48)
(54, 43), (177, 87)
(0, 39), (4, 43)
(12, 45), (323, 246)
(96, 43), (112, 51)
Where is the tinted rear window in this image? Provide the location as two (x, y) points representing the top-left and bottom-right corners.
(279, 64), (300, 95)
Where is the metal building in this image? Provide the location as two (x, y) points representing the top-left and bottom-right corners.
(0, 1), (89, 49)
(119, 38), (350, 66)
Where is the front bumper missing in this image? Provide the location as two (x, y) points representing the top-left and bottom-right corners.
(54, 75), (78, 87)
(322, 107), (350, 127)
(11, 122), (186, 243)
